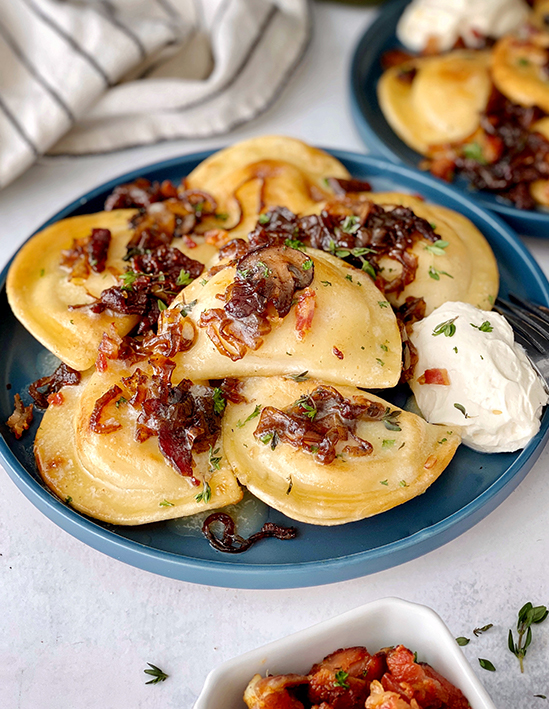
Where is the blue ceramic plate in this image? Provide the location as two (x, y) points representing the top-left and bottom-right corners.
(350, 0), (549, 238)
(1, 150), (548, 589)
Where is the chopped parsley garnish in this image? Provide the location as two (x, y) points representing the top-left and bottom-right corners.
(259, 432), (273, 445)
(334, 670), (350, 688)
(200, 278), (208, 287)
(424, 240), (449, 256)
(517, 57), (530, 67)
(208, 446), (222, 472)
(380, 343), (388, 352)
(258, 261), (270, 278)
(453, 346), (458, 353)
(428, 265), (453, 280)
(462, 142), (487, 164)
(399, 480), (408, 487)
(285, 237), (306, 250)
(432, 316), (458, 338)
(65, 496), (72, 504)
(216, 212), (229, 221)
(195, 481), (212, 504)
(144, 663), (169, 685)
(40, 268), (45, 277)
(159, 499), (174, 507)
(176, 269), (193, 287)
(345, 274), (353, 282)
(236, 404), (262, 428)
(470, 321), (493, 333)
(380, 479), (389, 486)
(438, 438), (447, 444)
(212, 388), (226, 414)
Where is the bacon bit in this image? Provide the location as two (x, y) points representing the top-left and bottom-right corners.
(47, 391), (65, 407)
(96, 324), (144, 373)
(295, 288), (316, 341)
(326, 177), (372, 195)
(204, 229), (231, 248)
(29, 363), (81, 408)
(424, 455), (438, 470)
(7, 394), (33, 438)
(333, 346), (344, 360)
(60, 228), (111, 280)
(182, 235), (197, 249)
(89, 385), (123, 434)
(417, 368), (451, 386)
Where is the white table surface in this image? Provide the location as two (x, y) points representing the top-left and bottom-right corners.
(1, 3), (549, 708)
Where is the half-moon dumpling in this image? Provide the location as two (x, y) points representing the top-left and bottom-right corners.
(35, 365), (242, 525)
(378, 51), (492, 155)
(491, 34), (549, 113)
(168, 246), (402, 389)
(222, 377), (461, 525)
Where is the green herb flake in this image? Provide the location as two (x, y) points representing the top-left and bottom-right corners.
(236, 404), (262, 428)
(144, 663), (169, 685)
(380, 343), (388, 352)
(438, 438), (447, 444)
(258, 213), (270, 225)
(474, 624), (493, 637)
(334, 670), (350, 688)
(362, 261), (376, 279)
(382, 407), (402, 432)
(200, 278), (208, 287)
(341, 215), (360, 234)
(284, 237), (306, 250)
(180, 299), (198, 317)
(453, 346), (458, 354)
(380, 479), (389, 486)
(157, 299), (167, 312)
(212, 388), (226, 415)
(345, 274), (353, 282)
(321, 280), (332, 287)
(488, 294), (495, 305)
(509, 602), (548, 673)
(258, 261), (270, 278)
(259, 432), (273, 445)
(456, 637), (470, 646)
(287, 371), (309, 382)
(121, 270), (140, 291)
(429, 265), (453, 280)
(65, 496), (72, 504)
(424, 239), (449, 256)
(432, 316), (458, 338)
(286, 476), (293, 495)
(382, 439), (395, 449)
(39, 268), (45, 277)
(176, 269), (193, 287)
(534, 694), (547, 699)
(471, 321), (493, 333)
(462, 142), (487, 164)
(399, 480), (408, 487)
(302, 259), (313, 271)
(216, 212), (229, 221)
(195, 481), (212, 504)
(454, 403), (469, 418)
(376, 358), (385, 367)
(208, 446), (222, 472)
(478, 658), (496, 672)
(159, 499), (174, 507)
(518, 57), (530, 67)
(115, 396), (127, 408)
(295, 395), (317, 420)
(378, 301), (389, 308)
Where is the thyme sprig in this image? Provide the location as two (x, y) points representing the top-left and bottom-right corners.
(144, 663), (169, 685)
(508, 603), (548, 673)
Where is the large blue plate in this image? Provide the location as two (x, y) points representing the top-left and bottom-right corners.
(1, 150), (548, 589)
(350, 0), (549, 238)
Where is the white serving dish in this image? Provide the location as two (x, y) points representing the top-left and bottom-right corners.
(194, 597), (496, 709)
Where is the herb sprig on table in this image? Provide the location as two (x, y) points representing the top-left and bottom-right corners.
(508, 603), (548, 673)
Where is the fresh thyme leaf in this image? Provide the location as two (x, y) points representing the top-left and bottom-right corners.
(399, 480), (408, 487)
(462, 142), (487, 164)
(115, 396), (127, 408)
(428, 265), (453, 280)
(380, 479), (389, 486)
(284, 237), (306, 250)
(341, 215), (361, 234)
(382, 407), (402, 432)
(176, 269), (193, 287)
(380, 344), (388, 352)
(413, 651), (418, 663)
(157, 299), (167, 312)
(479, 658), (496, 672)
(195, 481), (212, 504)
(286, 476), (293, 495)
(376, 358), (385, 366)
(65, 496), (72, 504)
(321, 280), (332, 287)
(216, 212), (229, 221)
(454, 403), (469, 418)
(352, 246), (375, 256)
(259, 432), (273, 445)
(334, 670), (350, 688)
(295, 395), (317, 420)
(509, 602), (548, 673)
(258, 261), (270, 278)
(212, 388), (226, 414)
(534, 694), (547, 699)
(40, 268), (45, 277)
(236, 404), (262, 428)
(456, 637), (470, 646)
(286, 371), (309, 382)
(345, 274), (353, 282)
(438, 438), (447, 444)
(378, 301), (389, 308)
(258, 213), (270, 225)
(424, 240), (449, 256)
(180, 299), (198, 317)
(144, 663), (169, 684)
(159, 499), (174, 507)
(382, 439), (395, 449)
(488, 295), (495, 305)
(362, 261), (376, 279)
(470, 321), (493, 333)
(200, 278), (208, 287)
(453, 346), (458, 353)
(302, 259), (313, 270)
(208, 446), (221, 472)
(473, 624), (493, 637)
(121, 270), (140, 291)
(432, 316), (458, 338)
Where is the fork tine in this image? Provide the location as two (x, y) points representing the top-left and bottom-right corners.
(496, 296), (549, 342)
(494, 301), (549, 354)
(508, 293), (549, 327)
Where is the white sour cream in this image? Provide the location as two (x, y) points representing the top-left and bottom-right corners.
(409, 301), (548, 453)
(396, 0), (530, 53)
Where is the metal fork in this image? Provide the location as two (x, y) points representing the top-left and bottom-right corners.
(494, 294), (549, 385)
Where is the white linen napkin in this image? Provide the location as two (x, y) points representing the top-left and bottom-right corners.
(0, 0), (310, 188)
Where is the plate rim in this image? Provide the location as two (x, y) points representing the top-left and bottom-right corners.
(348, 0), (549, 236)
(1, 147), (548, 589)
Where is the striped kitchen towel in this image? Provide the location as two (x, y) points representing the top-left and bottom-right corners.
(0, 0), (310, 188)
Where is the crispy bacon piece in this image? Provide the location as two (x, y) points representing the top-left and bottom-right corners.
(326, 177), (373, 195)
(7, 394), (33, 439)
(89, 385), (123, 435)
(60, 228), (111, 280)
(417, 368), (451, 386)
(295, 288), (316, 341)
(104, 177), (177, 210)
(47, 391), (65, 406)
(254, 386), (386, 465)
(28, 363), (81, 408)
(96, 324), (145, 373)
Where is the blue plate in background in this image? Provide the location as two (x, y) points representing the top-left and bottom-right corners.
(350, 0), (549, 238)
(1, 149), (548, 589)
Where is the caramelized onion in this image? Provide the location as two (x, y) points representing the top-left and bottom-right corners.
(29, 363), (81, 408)
(6, 394), (33, 439)
(202, 512), (297, 553)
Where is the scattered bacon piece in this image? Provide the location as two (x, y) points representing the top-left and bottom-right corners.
(204, 228), (231, 248)
(7, 394), (33, 439)
(332, 346), (344, 360)
(47, 392), (65, 407)
(60, 228), (111, 280)
(295, 288), (316, 341)
(29, 363), (81, 409)
(417, 368), (451, 386)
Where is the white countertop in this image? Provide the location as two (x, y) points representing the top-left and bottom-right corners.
(1, 3), (549, 708)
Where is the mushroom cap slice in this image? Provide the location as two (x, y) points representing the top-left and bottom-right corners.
(378, 51), (491, 155)
(222, 377), (461, 526)
(35, 366), (242, 525)
(169, 248), (402, 389)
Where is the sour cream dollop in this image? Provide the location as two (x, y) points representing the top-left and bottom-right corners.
(396, 0), (530, 53)
(409, 301), (548, 453)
